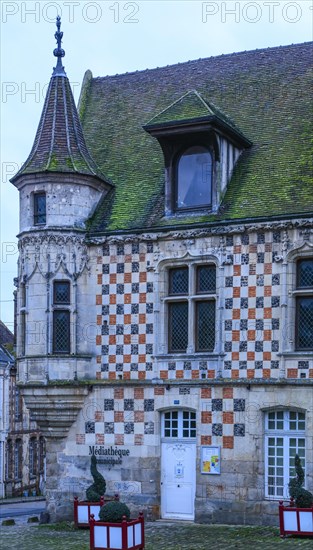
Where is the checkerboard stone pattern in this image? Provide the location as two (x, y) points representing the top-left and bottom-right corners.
(160, 359), (215, 381)
(200, 387), (246, 450)
(94, 231), (307, 381)
(223, 232), (282, 380)
(76, 387), (158, 447)
(96, 242), (155, 380)
(76, 386), (247, 451)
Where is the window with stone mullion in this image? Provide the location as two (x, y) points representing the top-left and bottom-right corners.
(295, 258), (313, 350)
(168, 301), (189, 353)
(167, 264), (216, 354)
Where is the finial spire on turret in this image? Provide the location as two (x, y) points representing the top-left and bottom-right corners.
(52, 16), (66, 77)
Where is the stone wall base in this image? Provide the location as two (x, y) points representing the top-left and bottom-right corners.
(195, 498), (280, 526)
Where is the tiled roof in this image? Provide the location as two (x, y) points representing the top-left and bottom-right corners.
(146, 90), (216, 125)
(144, 90), (251, 147)
(0, 345), (14, 365)
(81, 42), (312, 234)
(11, 74), (110, 185)
(0, 320), (14, 346)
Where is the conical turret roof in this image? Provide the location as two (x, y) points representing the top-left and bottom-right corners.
(11, 17), (111, 186)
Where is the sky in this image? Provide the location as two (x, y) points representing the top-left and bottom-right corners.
(1, 0), (312, 332)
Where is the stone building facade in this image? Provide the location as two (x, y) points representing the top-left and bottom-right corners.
(0, 324), (45, 498)
(11, 21), (313, 525)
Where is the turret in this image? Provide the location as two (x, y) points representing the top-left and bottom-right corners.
(11, 18), (109, 382)
(11, 16), (112, 234)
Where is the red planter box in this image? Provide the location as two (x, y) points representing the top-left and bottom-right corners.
(89, 513), (145, 550)
(279, 499), (313, 537)
(74, 495), (119, 528)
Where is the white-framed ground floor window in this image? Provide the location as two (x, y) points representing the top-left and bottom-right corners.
(265, 410), (306, 499)
(163, 410), (196, 439)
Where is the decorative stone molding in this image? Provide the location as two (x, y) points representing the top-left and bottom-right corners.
(17, 232), (90, 284)
(20, 385), (89, 438)
(87, 217), (313, 246)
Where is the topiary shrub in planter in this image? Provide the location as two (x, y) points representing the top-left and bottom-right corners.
(86, 455), (106, 502)
(289, 454), (313, 508)
(74, 456), (119, 528)
(279, 454), (313, 537)
(99, 501), (131, 523)
(90, 501), (145, 549)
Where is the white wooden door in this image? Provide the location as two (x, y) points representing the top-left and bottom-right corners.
(161, 441), (196, 520)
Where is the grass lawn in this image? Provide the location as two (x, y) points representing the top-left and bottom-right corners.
(1, 521), (312, 549)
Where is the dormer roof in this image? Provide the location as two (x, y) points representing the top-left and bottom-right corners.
(144, 90), (251, 148)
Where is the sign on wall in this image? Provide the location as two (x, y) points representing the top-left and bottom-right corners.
(200, 446), (221, 474)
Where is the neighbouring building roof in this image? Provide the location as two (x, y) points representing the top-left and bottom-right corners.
(78, 42), (313, 234)
(0, 344), (14, 366)
(0, 320), (14, 347)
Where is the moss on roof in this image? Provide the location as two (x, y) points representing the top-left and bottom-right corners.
(12, 75), (110, 185)
(80, 42), (313, 234)
(146, 90), (215, 125)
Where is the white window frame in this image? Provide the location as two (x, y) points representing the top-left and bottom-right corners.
(161, 410), (197, 441)
(264, 410), (306, 500)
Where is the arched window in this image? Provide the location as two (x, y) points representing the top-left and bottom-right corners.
(176, 146), (212, 210)
(265, 410), (306, 499)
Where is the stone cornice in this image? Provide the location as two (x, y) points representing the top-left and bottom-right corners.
(87, 217), (313, 245)
(20, 378), (313, 388)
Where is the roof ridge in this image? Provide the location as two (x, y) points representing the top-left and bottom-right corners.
(93, 41), (313, 80)
(145, 90), (213, 125)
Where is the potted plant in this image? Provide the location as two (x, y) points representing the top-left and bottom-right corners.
(89, 500), (145, 550)
(74, 455), (119, 528)
(279, 454), (313, 537)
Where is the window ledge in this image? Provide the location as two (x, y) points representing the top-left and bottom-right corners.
(163, 209), (217, 220)
(161, 437), (197, 443)
(277, 351), (313, 358)
(154, 352), (225, 360)
(17, 354), (93, 360)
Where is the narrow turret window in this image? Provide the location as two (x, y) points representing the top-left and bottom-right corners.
(34, 192), (46, 225)
(52, 281), (71, 354)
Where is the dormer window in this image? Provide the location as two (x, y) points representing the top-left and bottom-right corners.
(144, 90), (251, 217)
(34, 192), (46, 225)
(176, 146), (212, 210)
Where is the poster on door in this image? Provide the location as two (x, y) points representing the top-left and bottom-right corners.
(201, 446), (221, 474)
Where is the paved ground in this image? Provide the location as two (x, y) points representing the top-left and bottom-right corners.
(0, 499), (45, 520)
(0, 521), (312, 549)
